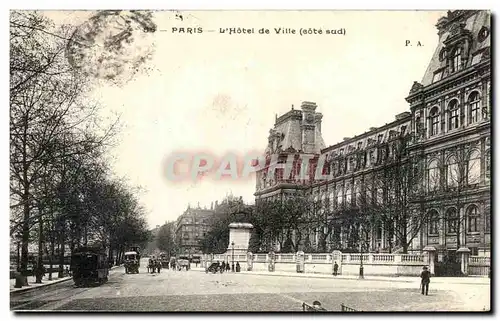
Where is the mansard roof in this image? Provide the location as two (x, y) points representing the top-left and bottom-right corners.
(420, 10), (491, 87)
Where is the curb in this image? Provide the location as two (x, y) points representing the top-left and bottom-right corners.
(199, 270), (490, 285)
(10, 276), (73, 294)
(10, 265), (123, 294)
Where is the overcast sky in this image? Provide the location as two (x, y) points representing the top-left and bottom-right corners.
(46, 10), (446, 228)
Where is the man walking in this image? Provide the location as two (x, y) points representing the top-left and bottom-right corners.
(420, 266), (431, 295)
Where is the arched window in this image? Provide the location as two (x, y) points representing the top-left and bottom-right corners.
(427, 159), (440, 192)
(446, 155), (459, 188)
(376, 188), (383, 205)
(336, 188), (343, 207)
(428, 210), (439, 235)
(468, 91), (481, 124)
(446, 208), (458, 234)
(430, 107), (440, 136)
(467, 205), (479, 233)
(451, 47), (462, 72)
(448, 100), (460, 130)
(467, 150), (481, 185)
(345, 186), (352, 205)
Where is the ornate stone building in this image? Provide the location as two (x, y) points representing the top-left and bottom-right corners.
(254, 10), (491, 261)
(175, 203), (215, 254)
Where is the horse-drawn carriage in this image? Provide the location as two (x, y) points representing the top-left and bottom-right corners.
(177, 255), (190, 271)
(124, 251), (140, 274)
(159, 252), (169, 269)
(71, 246), (109, 287)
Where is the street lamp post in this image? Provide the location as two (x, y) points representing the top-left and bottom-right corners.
(359, 228), (364, 279)
(231, 241), (235, 272)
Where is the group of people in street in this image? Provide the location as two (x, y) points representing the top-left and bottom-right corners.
(147, 257), (166, 273)
(212, 261), (241, 273)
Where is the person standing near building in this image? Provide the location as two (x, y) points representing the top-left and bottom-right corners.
(333, 262), (339, 276)
(420, 266), (431, 295)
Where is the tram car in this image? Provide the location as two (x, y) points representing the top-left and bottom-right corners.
(71, 246), (109, 287)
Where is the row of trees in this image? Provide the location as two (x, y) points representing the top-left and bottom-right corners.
(10, 11), (151, 283)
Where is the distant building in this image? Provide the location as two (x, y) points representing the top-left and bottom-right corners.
(175, 204), (215, 254)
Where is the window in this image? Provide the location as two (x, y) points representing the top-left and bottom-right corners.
(470, 247), (479, 256)
(478, 26), (490, 42)
(467, 150), (481, 185)
(448, 100), (460, 130)
(345, 186), (352, 205)
(428, 210), (439, 235)
(376, 188), (383, 205)
(429, 107), (440, 136)
(468, 92), (481, 124)
(485, 149), (491, 181)
(433, 70), (443, 83)
(451, 47), (462, 72)
(340, 148), (344, 155)
(446, 156), (458, 188)
(485, 207), (491, 233)
(336, 188), (343, 206)
(467, 205), (479, 233)
(357, 142), (363, 149)
(377, 134), (383, 143)
(427, 159), (440, 192)
(401, 125), (407, 135)
(446, 208), (458, 234)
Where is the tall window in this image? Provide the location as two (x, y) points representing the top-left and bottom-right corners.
(448, 100), (460, 130)
(428, 210), (439, 235)
(485, 149), (491, 182)
(336, 188), (343, 207)
(430, 107), (440, 136)
(467, 150), (481, 185)
(468, 91), (481, 124)
(485, 207), (491, 233)
(427, 159), (440, 192)
(446, 208), (458, 234)
(345, 186), (352, 205)
(446, 156), (459, 188)
(376, 188), (383, 205)
(451, 47), (462, 72)
(467, 205), (479, 233)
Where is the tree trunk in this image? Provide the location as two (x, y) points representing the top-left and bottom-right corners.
(58, 222), (65, 278)
(36, 215), (43, 283)
(20, 190), (30, 285)
(49, 238), (55, 281)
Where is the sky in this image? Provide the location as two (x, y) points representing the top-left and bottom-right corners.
(45, 10), (447, 228)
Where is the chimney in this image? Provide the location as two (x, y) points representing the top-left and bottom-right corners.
(301, 101), (317, 112)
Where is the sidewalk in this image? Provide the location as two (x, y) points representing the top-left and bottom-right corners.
(10, 274), (72, 294)
(195, 267), (490, 285)
(10, 265), (123, 294)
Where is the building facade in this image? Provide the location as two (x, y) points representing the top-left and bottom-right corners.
(175, 204), (215, 254)
(254, 10), (491, 261)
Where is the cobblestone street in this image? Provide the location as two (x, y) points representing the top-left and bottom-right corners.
(10, 259), (490, 312)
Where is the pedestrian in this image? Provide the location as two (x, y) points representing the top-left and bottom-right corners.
(420, 266), (431, 295)
(221, 261), (226, 273)
(226, 262), (230, 272)
(333, 262), (339, 276)
(236, 262), (240, 272)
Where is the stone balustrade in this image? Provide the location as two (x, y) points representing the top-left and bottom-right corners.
(201, 251), (489, 277)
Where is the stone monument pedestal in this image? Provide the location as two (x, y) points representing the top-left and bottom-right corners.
(226, 223), (253, 256)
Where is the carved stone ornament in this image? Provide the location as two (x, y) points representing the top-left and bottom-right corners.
(410, 81), (424, 94)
